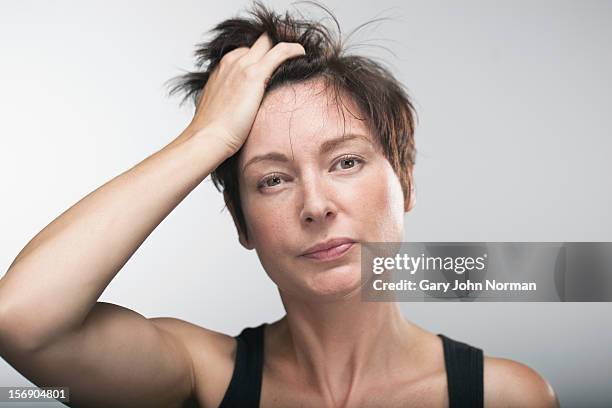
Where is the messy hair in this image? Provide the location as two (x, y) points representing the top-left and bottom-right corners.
(166, 0), (417, 242)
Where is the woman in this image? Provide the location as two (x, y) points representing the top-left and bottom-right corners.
(0, 2), (559, 407)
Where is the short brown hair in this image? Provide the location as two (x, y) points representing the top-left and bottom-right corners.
(166, 0), (417, 241)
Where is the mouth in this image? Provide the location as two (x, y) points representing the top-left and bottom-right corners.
(301, 241), (356, 262)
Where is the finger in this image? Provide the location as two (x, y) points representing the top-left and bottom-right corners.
(256, 42), (305, 77)
(220, 46), (250, 66)
(240, 32), (273, 65)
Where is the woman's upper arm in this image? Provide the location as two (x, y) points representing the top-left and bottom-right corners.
(0, 302), (197, 408)
(151, 317), (238, 408)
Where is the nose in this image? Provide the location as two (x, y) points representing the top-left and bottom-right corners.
(299, 172), (337, 225)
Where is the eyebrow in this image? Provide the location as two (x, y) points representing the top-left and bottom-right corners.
(241, 133), (372, 174)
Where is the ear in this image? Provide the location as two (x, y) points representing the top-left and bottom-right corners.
(223, 191), (254, 250)
(404, 169), (416, 213)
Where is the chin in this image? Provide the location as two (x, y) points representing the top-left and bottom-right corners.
(302, 264), (363, 301)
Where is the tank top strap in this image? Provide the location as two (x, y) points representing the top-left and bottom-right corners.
(218, 323), (266, 408)
(437, 333), (484, 408)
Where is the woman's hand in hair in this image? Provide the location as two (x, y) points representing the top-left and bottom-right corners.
(186, 32), (306, 157)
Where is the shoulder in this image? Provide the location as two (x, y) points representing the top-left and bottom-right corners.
(149, 317), (238, 408)
(483, 356), (559, 408)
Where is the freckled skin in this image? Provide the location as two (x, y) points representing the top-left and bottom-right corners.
(236, 78), (407, 302)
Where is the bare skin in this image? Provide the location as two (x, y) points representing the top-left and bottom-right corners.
(0, 32), (559, 408)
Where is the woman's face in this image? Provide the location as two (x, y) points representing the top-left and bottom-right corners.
(236, 79), (408, 301)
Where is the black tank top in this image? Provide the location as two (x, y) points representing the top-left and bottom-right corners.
(218, 323), (484, 408)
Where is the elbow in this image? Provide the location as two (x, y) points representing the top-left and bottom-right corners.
(0, 279), (60, 354)
(0, 302), (49, 354)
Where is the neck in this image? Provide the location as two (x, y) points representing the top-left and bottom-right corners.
(272, 289), (420, 406)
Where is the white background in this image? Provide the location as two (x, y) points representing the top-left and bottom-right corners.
(1, 1), (611, 406)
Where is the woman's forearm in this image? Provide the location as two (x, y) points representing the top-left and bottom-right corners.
(0, 127), (230, 349)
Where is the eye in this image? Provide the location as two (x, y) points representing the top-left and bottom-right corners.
(258, 173), (285, 190)
(333, 154), (364, 171)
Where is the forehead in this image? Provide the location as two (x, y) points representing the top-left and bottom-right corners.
(238, 79), (373, 167)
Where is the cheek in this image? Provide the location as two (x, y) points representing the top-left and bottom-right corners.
(243, 200), (298, 286)
(244, 198), (291, 249)
(359, 164), (405, 240)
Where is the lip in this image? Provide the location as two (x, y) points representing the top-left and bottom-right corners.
(301, 238), (356, 261)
